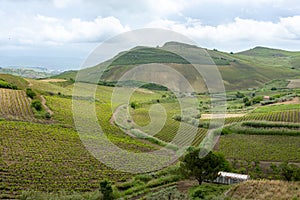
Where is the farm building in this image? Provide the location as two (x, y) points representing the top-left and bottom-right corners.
(263, 96), (270, 101)
(214, 171), (250, 185)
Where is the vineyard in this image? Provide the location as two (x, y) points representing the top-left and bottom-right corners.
(218, 134), (300, 162)
(1, 75), (299, 198)
(224, 109), (300, 124)
(0, 88), (34, 121)
(0, 121), (130, 199)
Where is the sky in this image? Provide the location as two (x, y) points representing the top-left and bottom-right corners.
(0, 0), (300, 70)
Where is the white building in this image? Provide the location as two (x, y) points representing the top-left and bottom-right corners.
(214, 171), (250, 184)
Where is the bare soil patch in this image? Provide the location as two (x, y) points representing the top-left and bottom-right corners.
(287, 79), (300, 88)
(201, 113), (245, 119)
(40, 79), (67, 83)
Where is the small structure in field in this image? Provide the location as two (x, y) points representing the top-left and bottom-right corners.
(214, 172), (250, 185)
(263, 96), (270, 101)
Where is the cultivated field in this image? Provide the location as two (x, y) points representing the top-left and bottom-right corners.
(0, 88), (34, 121)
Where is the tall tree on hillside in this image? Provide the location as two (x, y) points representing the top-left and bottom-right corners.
(180, 148), (231, 185)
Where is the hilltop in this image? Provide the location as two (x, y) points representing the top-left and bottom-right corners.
(54, 42), (300, 92)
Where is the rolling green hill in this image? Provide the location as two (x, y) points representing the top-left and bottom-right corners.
(0, 74), (29, 89)
(1, 59), (300, 198)
(54, 42), (300, 92)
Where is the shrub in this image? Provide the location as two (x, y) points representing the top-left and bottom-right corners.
(130, 101), (139, 109)
(44, 112), (51, 119)
(26, 88), (36, 99)
(221, 127), (232, 135)
(280, 162), (300, 181)
(189, 184), (231, 199)
(252, 96), (263, 104)
(0, 80), (18, 90)
(236, 91), (245, 98)
(99, 180), (114, 200)
(243, 97), (249, 103)
(172, 114), (182, 121)
(244, 100), (252, 106)
(31, 100), (42, 111)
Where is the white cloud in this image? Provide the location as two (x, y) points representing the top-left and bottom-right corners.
(147, 16), (300, 51)
(5, 15), (130, 46)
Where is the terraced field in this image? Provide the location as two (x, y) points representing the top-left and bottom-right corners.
(0, 88), (34, 121)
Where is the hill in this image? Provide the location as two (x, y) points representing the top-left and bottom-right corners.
(54, 42), (300, 92)
(0, 73), (29, 89)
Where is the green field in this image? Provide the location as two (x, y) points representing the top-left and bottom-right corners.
(1, 43), (300, 199)
(218, 134), (300, 162)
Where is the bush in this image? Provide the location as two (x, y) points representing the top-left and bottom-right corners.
(280, 162), (300, 181)
(252, 96), (263, 104)
(44, 112), (51, 119)
(26, 88), (36, 99)
(31, 100), (42, 111)
(0, 79), (18, 90)
(236, 91), (245, 98)
(189, 184), (231, 199)
(130, 101), (139, 109)
(244, 100), (252, 106)
(172, 114), (182, 121)
(99, 180), (114, 200)
(221, 127), (232, 135)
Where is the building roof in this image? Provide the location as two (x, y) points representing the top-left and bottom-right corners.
(218, 171), (250, 180)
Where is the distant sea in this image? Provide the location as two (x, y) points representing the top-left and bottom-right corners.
(0, 56), (84, 72)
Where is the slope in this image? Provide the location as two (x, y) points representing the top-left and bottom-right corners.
(54, 42), (300, 92)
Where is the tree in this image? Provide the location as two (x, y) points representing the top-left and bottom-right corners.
(99, 180), (114, 200)
(180, 148), (231, 185)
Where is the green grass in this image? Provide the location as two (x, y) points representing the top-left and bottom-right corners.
(28, 78), (73, 95)
(0, 74), (29, 89)
(51, 70), (77, 80)
(19, 190), (103, 200)
(110, 47), (189, 66)
(218, 134), (300, 162)
(114, 164), (183, 199)
(225, 121), (300, 136)
(189, 183), (231, 200)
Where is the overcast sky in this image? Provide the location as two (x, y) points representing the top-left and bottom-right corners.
(1, 0), (300, 70)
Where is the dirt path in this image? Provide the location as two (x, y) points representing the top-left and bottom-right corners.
(25, 78), (33, 87)
(270, 97), (299, 105)
(110, 105), (170, 150)
(40, 95), (53, 115)
(176, 180), (198, 193)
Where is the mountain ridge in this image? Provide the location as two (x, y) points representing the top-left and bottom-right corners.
(52, 42), (300, 92)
